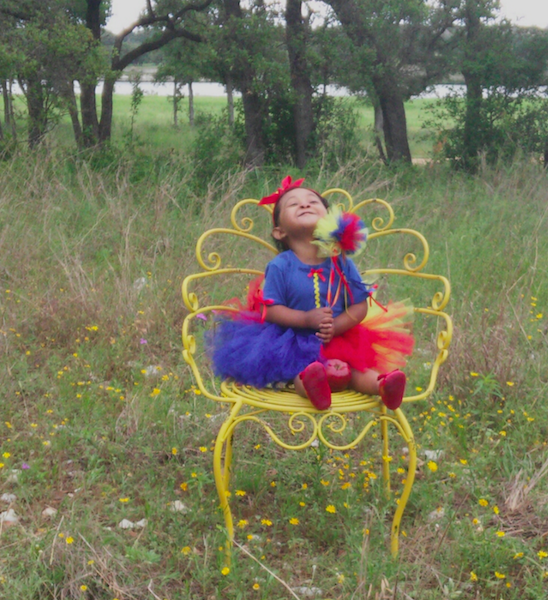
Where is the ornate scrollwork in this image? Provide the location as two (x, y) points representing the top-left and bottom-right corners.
(317, 413), (380, 450)
(353, 198), (395, 232)
(224, 413), (319, 450)
(323, 188), (354, 212)
(430, 276), (451, 311)
(230, 199), (268, 232)
(196, 228), (277, 272)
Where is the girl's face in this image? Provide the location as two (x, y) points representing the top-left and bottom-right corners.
(273, 188), (328, 245)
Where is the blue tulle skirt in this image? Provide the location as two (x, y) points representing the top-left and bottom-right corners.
(207, 318), (322, 388)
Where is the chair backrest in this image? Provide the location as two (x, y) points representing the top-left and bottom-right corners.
(182, 189), (452, 403)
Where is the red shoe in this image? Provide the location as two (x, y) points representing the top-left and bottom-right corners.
(378, 370), (406, 410)
(299, 362), (332, 410)
(325, 359), (352, 392)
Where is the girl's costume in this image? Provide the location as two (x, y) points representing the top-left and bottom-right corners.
(209, 249), (414, 388)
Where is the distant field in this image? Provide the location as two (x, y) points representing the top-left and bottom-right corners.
(3, 93), (440, 158)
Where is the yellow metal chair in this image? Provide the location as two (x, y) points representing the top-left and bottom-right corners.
(181, 189), (452, 561)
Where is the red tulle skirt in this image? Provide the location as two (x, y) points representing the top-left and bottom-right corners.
(321, 300), (414, 373)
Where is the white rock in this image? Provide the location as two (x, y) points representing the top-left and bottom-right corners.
(0, 509), (19, 524)
(118, 519), (135, 529)
(424, 450), (444, 461)
(42, 507), (57, 518)
(134, 518), (147, 529)
(293, 587), (323, 597)
(143, 365), (162, 378)
(1, 493), (17, 503)
(133, 277), (147, 292)
(170, 500), (190, 514)
(428, 507), (445, 522)
(7, 469), (20, 483)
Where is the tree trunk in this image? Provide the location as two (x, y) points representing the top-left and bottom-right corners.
(241, 90), (265, 166)
(25, 75), (47, 148)
(461, 0), (483, 173)
(375, 75), (411, 163)
(7, 80), (16, 139)
(65, 82), (83, 149)
(188, 81), (194, 127)
(373, 101), (387, 163)
(226, 76), (234, 126)
(326, 0), (413, 165)
(173, 80), (179, 128)
(285, 0), (314, 168)
(223, 0), (265, 166)
(98, 75), (116, 142)
(462, 73), (482, 171)
(80, 82), (99, 146)
(2, 81), (9, 126)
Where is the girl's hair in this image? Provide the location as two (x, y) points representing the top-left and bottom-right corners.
(272, 189), (329, 252)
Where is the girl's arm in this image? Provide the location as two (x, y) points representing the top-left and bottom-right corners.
(265, 305), (333, 330)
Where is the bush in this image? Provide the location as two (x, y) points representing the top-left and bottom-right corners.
(191, 111), (245, 186)
(426, 90), (548, 168)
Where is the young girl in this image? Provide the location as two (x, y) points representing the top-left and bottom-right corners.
(209, 177), (414, 411)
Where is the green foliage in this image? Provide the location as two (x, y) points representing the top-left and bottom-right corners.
(191, 111), (244, 185)
(311, 96), (361, 168)
(431, 10), (548, 169)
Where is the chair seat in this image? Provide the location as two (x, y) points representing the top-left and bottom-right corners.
(221, 381), (382, 413)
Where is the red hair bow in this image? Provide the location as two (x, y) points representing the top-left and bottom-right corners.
(258, 175), (305, 206)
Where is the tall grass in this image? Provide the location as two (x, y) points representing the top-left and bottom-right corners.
(1, 148), (548, 599)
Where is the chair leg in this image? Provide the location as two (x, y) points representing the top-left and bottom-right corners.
(380, 405), (391, 497)
(390, 409), (417, 558)
(213, 402), (241, 566)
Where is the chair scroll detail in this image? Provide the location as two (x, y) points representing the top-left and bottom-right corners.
(181, 190), (452, 562)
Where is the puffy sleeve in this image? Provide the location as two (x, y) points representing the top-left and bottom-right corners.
(263, 260), (287, 306)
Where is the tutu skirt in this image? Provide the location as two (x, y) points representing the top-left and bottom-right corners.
(208, 301), (414, 387)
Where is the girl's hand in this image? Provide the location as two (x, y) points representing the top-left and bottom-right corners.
(316, 320), (334, 343)
(305, 307), (333, 330)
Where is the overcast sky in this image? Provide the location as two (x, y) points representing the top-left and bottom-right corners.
(107, 0), (548, 33)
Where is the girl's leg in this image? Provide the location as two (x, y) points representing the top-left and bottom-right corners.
(294, 362), (331, 410)
(351, 368), (406, 410)
(350, 368), (381, 395)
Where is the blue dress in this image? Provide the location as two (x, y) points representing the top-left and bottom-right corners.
(208, 251), (369, 387)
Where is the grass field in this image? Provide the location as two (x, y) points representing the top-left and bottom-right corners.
(0, 101), (548, 599)
(3, 92), (440, 159)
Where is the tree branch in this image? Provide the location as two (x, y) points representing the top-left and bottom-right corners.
(0, 7), (33, 21)
(113, 27), (204, 72)
(114, 0), (212, 54)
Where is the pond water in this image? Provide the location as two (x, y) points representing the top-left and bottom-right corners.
(10, 80), (464, 99)
(105, 81), (465, 99)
